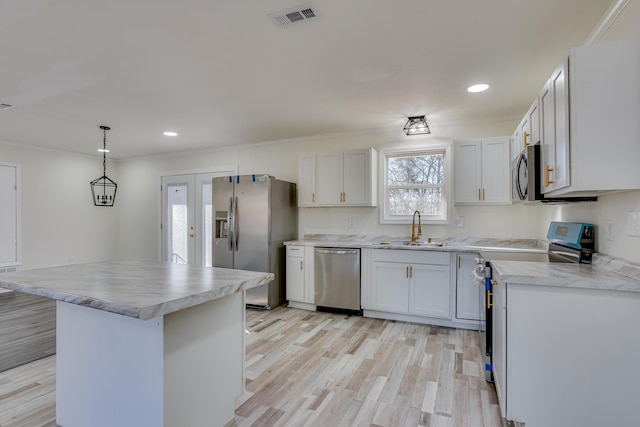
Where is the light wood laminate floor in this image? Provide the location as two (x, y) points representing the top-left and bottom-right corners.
(0, 306), (509, 427)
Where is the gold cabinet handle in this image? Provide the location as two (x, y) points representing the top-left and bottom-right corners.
(300, 260), (303, 271)
(478, 188), (481, 201)
(343, 192), (346, 203)
(545, 165), (555, 187)
(312, 193), (315, 203)
(410, 266), (413, 278)
(189, 234), (195, 238)
(491, 280), (498, 285)
(523, 131), (530, 147)
(487, 290), (493, 309)
(458, 256), (461, 269)
(483, 188), (485, 200)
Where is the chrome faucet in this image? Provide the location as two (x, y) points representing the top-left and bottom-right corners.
(411, 210), (422, 244)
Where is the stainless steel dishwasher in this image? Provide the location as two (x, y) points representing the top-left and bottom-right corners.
(314, 247), (361, 315)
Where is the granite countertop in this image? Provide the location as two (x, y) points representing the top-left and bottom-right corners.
(491, 255), (640, 293)
(0, 260), (274, 320)
(284, 234), (548, 254)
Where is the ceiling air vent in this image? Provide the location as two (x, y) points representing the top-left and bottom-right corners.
(269, 3), (321, 27)
(0, 103), (14, 110)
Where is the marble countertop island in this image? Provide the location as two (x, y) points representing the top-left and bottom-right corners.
(0, 260), (274, 320)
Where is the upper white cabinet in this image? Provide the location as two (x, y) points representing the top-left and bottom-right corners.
(454, 137), (511, 205)
(297, 153), (317, 206)
(536, 39), (640, 195)
(513, 99), (540, 160)
(539, 59), (570, 193)
(299, 148), (377, 207)
(0, 163), (20, 267)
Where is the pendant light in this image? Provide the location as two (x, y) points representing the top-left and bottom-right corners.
(403, 115), (431, 135)
(90, 125), (117, 206)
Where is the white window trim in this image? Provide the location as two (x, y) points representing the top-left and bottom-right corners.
(378, 144), (452, 225)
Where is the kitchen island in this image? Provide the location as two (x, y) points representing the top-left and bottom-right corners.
(0, 260), (274, 427)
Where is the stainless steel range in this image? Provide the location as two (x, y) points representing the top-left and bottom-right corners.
(479, 221), (595, 382)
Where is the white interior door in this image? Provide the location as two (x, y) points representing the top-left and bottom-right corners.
(161, 168), (235, 266)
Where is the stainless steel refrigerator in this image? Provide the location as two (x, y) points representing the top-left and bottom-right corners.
(212, 174), (297, 309)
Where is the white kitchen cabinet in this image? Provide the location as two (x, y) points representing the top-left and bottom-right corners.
(492, 277), (507, 419)
(409, 263), (451, 318)
(0, 163), (20, 267)
(316, 148), (377, 206)
(299, 148), (377, 207)
(539, 59), (570, 193)
(297, 153), (317, 206)
(493, 272), (640, 426)
(454, 137), (510, 205)
(367, 250), (451, 319)
(512, 99), (540, 159)
(455, 253), (483, 321)
(285, 245), (315, 309)
(536, 39), (640, 196)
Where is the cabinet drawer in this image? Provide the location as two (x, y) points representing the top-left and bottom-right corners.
(371, 249), (450, 265)
(286, 246), (305, 258)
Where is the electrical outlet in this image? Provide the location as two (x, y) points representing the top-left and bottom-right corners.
(605, 221), (614, 241)
(347, 219), (353, 229)
(68, 257), (76, 264)
(455, 217), (465, 227)
(628, 211), (640, 237)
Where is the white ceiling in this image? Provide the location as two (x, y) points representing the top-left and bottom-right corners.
(0, 0), (614, 158)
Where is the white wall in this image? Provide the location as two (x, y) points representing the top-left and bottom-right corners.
(116, 117), (545, 262)
(0, 141), (118, 270)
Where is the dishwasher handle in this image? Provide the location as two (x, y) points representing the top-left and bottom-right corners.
(315, 248), (359, 255)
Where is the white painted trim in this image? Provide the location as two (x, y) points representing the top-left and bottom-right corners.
(583, 0), (629, 45)
(378, 143), (453, 225)
(0, 162), (21, 267)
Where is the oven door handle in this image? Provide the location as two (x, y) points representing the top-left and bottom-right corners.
(548, 249), (580, 262)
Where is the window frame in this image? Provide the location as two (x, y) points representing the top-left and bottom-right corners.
(379, 144), (452, 225)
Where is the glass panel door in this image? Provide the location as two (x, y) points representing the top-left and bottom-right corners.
(162, 176), (194, 264)
(161, 168), (235, 266)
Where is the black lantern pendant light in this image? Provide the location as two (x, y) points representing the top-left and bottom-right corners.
(90, 125), (117, 206)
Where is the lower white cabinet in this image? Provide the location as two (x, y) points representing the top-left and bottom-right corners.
(367, 250), (451, 319)
(455, 252), (483, 321)
(285, 246), (315, 308)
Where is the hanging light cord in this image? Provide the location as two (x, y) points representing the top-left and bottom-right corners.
(102, 127), (107, 177)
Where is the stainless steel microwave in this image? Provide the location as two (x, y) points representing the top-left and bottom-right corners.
(512, 144), (596, 204)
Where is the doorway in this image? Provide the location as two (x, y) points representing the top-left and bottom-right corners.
(160, 167), (235, 266)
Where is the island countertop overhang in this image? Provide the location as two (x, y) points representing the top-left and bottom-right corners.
(0, 260), (274, 320)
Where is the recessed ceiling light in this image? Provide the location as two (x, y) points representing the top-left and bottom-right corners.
(467, 83), (489, 93)
(163, 131), (178, 136)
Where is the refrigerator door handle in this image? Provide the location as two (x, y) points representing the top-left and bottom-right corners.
(227, 196), (234, 251)
(233, 196), (239, 251)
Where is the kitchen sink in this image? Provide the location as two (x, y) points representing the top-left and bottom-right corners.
(408, 241), (446, 247)
(375, 240), (447, 248)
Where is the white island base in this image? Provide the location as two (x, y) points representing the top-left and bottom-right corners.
(56, 291), (244, 427)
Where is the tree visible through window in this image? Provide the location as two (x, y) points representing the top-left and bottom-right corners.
(384, 150), (446, 221)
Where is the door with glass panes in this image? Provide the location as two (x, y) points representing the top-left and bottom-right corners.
(161, 169), (234, 266)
